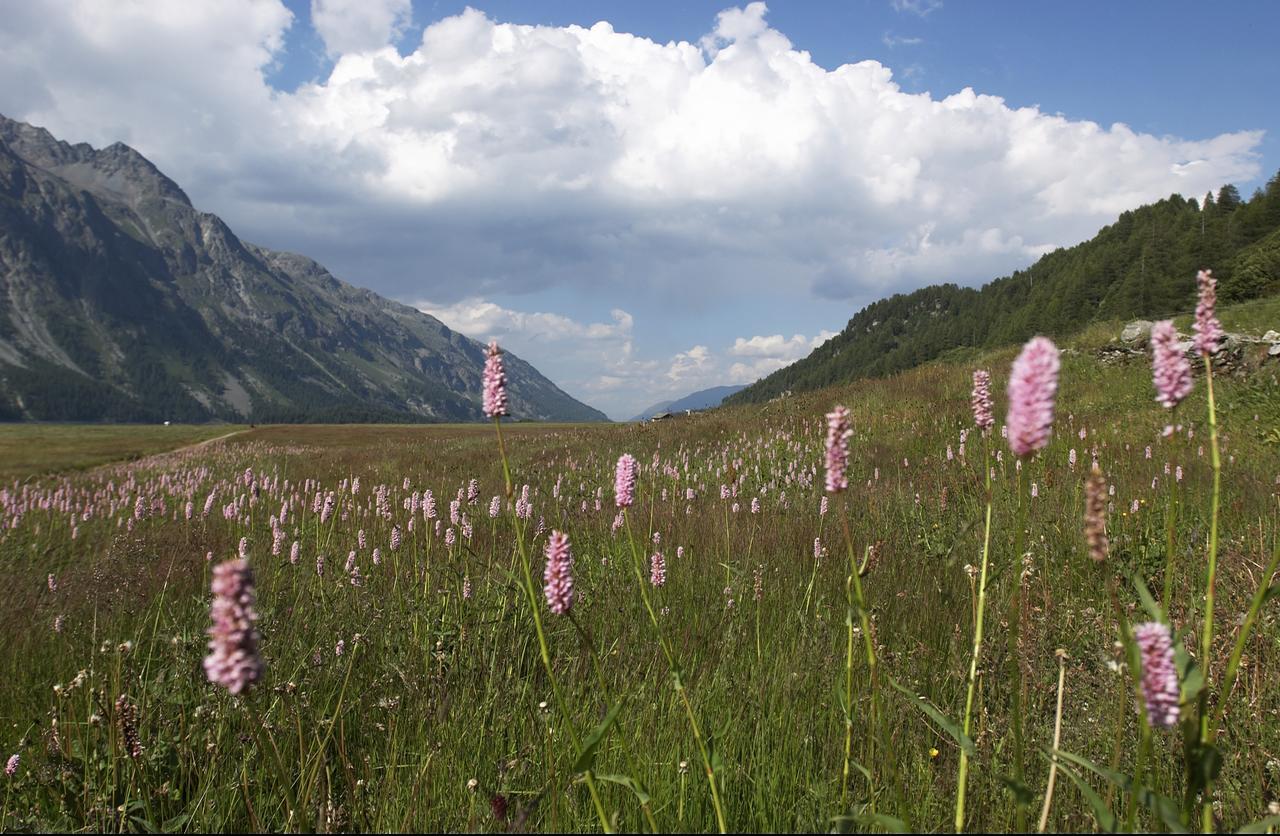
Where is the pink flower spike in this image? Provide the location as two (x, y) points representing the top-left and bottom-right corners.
(825, 406), (852, 493)
(1006, 336), (1060, 458)
(615, 454), (637, 508)
(543, 530), (574, 615)
(971, 370), (994, 431)
(1151, 320), (1193, 409)
(1192, 269), (1224, 356)
(203, 558), (264, 695)
(482, 340), (509, 419)
(1133, 622), (1180, 729)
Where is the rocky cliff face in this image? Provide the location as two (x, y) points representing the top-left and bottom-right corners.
(0, 115), (606, 423)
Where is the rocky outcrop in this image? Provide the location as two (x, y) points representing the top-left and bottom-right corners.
(1101, 320), (1280, 376)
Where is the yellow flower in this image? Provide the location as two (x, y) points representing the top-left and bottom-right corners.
(929, 747), (940, 759)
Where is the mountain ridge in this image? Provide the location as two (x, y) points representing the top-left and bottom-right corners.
(629, 383), (748, 421)
(728, 174), (1280, 406)
(0, 114), (607, 423)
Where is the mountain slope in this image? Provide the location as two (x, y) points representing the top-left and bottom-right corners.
(728, 175), (1280, 406)
(0, 115), (606, 423)
(631, 384), (748, 421)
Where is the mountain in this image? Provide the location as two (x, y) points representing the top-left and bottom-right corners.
(0, 115), (606, 423)
(630, 384), (748, 421)
(728, 175), (1280, 406)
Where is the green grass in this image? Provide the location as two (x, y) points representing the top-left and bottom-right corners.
(0, 330), (1277, 832)
(0, 423), (243, 482)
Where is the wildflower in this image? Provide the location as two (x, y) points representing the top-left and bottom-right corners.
(650, 551), (666, 587)
(814, 537), (823, 559)
(390, 525), (401, 551)
(543, 530), (574, 615)
(1192, 269), (1223, 356)
(47, 573), (57, 592)
(5, 754), (17, 777)
(489, 496), (501, 518)
(971, 370), (994, 430)
(1151, 320), (1193, 408)
(1006, 336), (1060, 457)
(615, 454), (637, 508)
(1084, 464), (1108, 562)
(825, 406), (852, 493)
(203, 558), (264, 695)
(1133, 622), (1180, 728)
(116, 695), (143, 759)
(482, 340), (509, 418)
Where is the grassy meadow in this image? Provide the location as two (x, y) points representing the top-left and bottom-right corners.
(1, 310), (1278, 833)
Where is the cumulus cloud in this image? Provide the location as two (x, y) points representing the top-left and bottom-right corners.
(726, 330), (838, 381)
(881, 31), (924, 47)
(0, 0), (1259, 310)
(416, 299), (633, 345)
(891, 0), (943, 17)
(311, 0), (412, 57)
(420, 296), (836, 417)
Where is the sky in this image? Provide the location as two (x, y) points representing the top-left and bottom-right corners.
(1, 1), (1277, 419)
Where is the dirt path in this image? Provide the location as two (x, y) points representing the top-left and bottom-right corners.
(171, 428), (250, 455)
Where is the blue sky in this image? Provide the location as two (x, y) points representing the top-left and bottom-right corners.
(2, 1), (1276, 418)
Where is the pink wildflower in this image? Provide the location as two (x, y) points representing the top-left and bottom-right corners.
(1006, 336), (1060, 457)
(650, 551), (666, 587)
(5, 754), (17, 777)
(971, 370), (994, 431)
(543, 531), (574, 615)
(482, 340), (509, 418)
(1151, 320), (1193, 408)
(825, 406), (852, 493)
(615, 454), (637, 508)
(203, 558), (263, 695)
(1192, 269), (1223, 356)
(1133, 622), (1180, 729)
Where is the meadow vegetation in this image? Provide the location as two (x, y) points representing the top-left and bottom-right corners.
(0, 297), (1278, 833)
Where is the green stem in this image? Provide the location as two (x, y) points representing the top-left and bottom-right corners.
(1198, 357), (1222, 834)
(955, 435), (993, 832)
(624, 514), (728, 833)
(494, 416), (612, 833)
(838, 512), (879, 812)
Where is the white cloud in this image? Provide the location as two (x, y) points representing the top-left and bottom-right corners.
(416, 299), (633, 345)
(725, 330), (837, 382)
(0, 1), (1259, 310)
(881, 31), (924, 47)
(891, 0), (943, 17)
(311, 0), (412, 56)
(418, 297), (838, 417)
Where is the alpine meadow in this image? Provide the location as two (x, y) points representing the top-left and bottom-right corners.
(2, 2), (1280, 834)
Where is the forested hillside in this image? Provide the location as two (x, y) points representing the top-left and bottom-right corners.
(729, 174), (1280, 405)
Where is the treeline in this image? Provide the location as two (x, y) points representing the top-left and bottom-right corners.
(728, 172), (1280, 405)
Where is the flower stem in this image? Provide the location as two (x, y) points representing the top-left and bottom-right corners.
(955, 436), (993, 832)
(1198, 357), (1222, 834)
